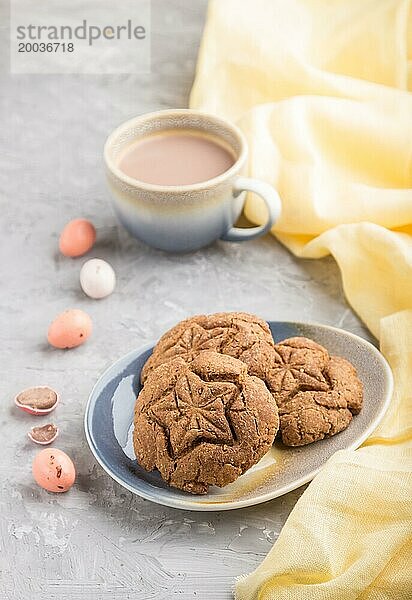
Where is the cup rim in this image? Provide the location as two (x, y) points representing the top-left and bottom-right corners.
(104, 108), (248, 193)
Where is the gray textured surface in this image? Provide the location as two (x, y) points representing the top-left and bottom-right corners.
(0, 1), (372, 598)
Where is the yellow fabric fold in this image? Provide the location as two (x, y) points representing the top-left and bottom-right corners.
(235, 445), (412, 600)
(190, 0), (412, 597)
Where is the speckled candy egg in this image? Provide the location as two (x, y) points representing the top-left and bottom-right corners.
(32, 448), (75, 493)
(80, 258), (116, 299)
(48, 309), (92, 349)
(59, 218), (96, 257)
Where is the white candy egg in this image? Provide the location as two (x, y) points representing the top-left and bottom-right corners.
(80, 258), (116, 299)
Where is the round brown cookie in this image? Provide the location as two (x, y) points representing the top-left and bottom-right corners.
(278, 355), (363, 446)
(141, 312), (274, 384)
(241, 336), (363, 446)
(134, 350), (279, 494)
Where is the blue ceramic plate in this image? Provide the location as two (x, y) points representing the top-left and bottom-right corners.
(84, 321), (393, 511)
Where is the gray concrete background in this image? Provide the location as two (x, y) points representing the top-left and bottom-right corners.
(0, 1), (372, 598)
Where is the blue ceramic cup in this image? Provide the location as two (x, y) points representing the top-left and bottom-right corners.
(104, 109), (281, 252)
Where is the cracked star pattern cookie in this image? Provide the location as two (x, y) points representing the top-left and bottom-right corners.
(242, 336), (363, 446)
(140, 312), (274, 384)
(134, 351), (279, 494)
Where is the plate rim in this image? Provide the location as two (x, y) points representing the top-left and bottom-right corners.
(84, 321), (394, 511)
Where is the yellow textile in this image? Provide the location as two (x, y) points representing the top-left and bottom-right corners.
(190, 1), (412, 598)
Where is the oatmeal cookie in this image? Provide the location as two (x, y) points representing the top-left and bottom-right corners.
(141, 312), (274, 384)
(242, 336), (363, 446)
(134, 350), (279, 494)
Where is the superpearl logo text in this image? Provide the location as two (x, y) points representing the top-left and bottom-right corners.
(16, 19), (146, 46)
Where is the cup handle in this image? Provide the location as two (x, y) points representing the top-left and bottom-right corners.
(221, 176), (281, 242)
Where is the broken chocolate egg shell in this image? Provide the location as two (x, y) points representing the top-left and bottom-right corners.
(15, 386), (59, 416)
(28, 423), (59, 445)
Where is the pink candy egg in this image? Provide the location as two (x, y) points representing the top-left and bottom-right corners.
(59, 218), (96, 258)
(48, 309), (92, 349)
(32, 448), (75, 493)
